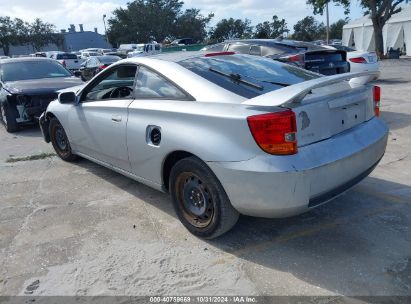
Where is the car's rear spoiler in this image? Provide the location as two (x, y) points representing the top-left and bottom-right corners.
(242, 71), (380, 107)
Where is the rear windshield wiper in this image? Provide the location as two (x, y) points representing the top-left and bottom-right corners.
(260, 80), (291, 87)
(209, 67), (263, 90)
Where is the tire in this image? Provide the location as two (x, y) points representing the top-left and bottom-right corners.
(169, 156), (239, 239)
(49, 117), (78, 162)
(0, 102), (19, 133)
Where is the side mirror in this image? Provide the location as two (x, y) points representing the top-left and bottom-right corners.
(73, 70), (82, 77)
(58, 92), (77, 104)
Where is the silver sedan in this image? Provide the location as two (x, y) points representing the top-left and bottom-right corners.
(39, 52), (388, 238)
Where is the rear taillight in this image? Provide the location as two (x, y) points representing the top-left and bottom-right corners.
(99, 64), (107, 70)
(61, 60), (66, 67)
(247, 110), (297, 155)
(282, 54), (305, 66)
(373, 86), (381, 117)
(204, 51), (235, 57)
(349, 57), (367, 63)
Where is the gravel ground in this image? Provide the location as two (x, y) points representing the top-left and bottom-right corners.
(0, 59), (410, 298)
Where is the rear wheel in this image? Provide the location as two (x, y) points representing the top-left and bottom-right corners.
(170, 156), (239, 239)
(49, 118), (78, 162)
(0, 102), (19, 133)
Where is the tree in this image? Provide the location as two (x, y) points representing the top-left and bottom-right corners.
(107, 0), (212, 45)
(0, 17), (28, 56)
(172, 9), (214, 42)
(292, 16), (326, 41)
(209, 18), (253, 43)
(108, 0), (184, 44)
(329, 19), (347, 39)
(254, 15), (289, 39)
(28, 18), (61, 52)
(306, 0), (405, 56)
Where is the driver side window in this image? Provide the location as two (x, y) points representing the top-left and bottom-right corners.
(83, 65), (137, 102)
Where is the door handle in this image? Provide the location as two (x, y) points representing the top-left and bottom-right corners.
(111, 115), (122, 122)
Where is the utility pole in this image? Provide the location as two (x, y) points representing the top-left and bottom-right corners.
(326, 2), (330, 44)
(103, 14), (109, 45)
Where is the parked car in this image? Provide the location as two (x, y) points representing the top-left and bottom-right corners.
(51, 52), (83, 71)
(80, 51), (100, 59)
(45, 51), (64, 58)
(127, 43), (161, 58)
(0, 58), (83, 132)
(171, 38), (196, 45)
(39, 52), (387, 238)
(102, 48), (117, 54)
(327, 45), (379, 73)
(324, 45), (379, 83)
(202, 39), (350, 75)
(79, 55), (121, 81)
(71, 51), (82, 59)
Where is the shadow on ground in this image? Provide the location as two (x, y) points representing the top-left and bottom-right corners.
(381, 111), (411, 131)
(72, 158), (411, 296)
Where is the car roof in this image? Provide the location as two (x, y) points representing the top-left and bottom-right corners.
(96, 55), (121, 60)
(0, 57), (55, 64)
(226, 39), (326, 50)
(134, 51), (205, 63)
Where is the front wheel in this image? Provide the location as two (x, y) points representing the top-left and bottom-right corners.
(169, 156), (239, 239)
(0, 102), (19, 133)
(49, 118), (78, 162)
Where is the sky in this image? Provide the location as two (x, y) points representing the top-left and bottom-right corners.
(0, 0), (366, 35)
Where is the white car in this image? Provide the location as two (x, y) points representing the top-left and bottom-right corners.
(80, 51), (100, 60)
(51, 52), (83, 71)
(327, 45), (379, 83)
(127, 43), (161, 58)
(38, 52), (387, 238)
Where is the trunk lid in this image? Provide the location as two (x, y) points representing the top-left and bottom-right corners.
(242, 71), (378, 147)
(289, 83), (375, 147)
(304, 50), (349, 75)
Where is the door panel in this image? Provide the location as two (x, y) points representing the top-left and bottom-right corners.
(68, 99), (132, 171)
(68, 64), (138, 171)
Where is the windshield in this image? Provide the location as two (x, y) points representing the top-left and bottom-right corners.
(98, 56), (121, 64)
(56, 53), (78, 60)
(179, 54), (319, 98)
(1, 60), (72, 82)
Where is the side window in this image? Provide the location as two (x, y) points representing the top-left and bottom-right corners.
(249, 45), (262, 56)
(155, 44), (160, 51)
(134, 66), (188, 99)
(83, 65), (137, 101)
(227, 44), (251, 54)
(89, 58), (98, 67)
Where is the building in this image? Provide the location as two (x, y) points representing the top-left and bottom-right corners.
(342, 6), (411, 55)
(63, 24), (111, 52)
(0, 24), (111, 56)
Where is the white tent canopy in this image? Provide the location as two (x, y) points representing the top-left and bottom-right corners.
(343, 6), (411, 55)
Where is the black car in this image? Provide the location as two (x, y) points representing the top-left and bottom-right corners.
(0, 58), (83, 132)
(202, 39), (349, 75)
(171, 38), (196, 45)
(80, 55), (122, 81)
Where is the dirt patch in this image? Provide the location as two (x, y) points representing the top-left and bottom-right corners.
(6, 153), (56, 163)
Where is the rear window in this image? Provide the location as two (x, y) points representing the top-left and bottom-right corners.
(1, 60), (72, 82)
(99, 56), (121, 64)
(305, 52), (344, 62)
(56, 53), (78, 60)
(178, 54), (319, 98)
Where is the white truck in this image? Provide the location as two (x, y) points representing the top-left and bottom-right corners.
(126, 43), (161, 58)
(51, 52), (83, 71)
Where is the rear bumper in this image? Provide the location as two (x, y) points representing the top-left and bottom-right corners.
(207, 117), (388, 218)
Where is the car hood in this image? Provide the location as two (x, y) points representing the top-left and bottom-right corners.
(4, 77), (84, 95)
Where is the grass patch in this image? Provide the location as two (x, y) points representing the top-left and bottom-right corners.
(6, 152), (56, 163)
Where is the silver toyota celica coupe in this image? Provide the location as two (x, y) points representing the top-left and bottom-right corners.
(39, 51), (388, 238)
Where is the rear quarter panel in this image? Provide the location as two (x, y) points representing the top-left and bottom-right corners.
(126, 99), (276, 185)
